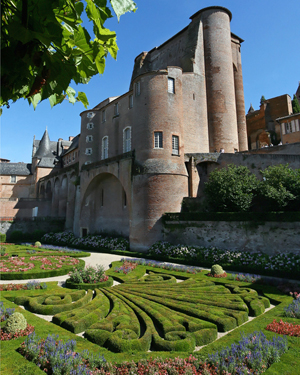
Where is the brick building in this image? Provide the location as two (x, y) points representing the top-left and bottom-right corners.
(1, 6), (250, 250)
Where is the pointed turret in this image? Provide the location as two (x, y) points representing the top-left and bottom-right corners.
(34, 128), (51, 158)
(247, 103), (255, 114)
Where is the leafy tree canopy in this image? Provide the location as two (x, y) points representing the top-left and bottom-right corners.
(292, 94), (300, 114)
(258, 164), (300, 210)
(1, 0), (136, 111)
(260, 95), (266, 106)
(204, 164), (258, 212)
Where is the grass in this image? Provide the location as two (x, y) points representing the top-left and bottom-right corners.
(1, 254), (300, 374)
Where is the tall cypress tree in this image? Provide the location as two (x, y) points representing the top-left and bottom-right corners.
(292, 94), (300, 113)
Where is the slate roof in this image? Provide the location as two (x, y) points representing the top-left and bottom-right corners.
(0, 163), (32, 176)
(62, 135), (79, 155)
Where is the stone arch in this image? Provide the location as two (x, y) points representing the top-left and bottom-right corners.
(52, 177), (60, 217)
(58, 174), (68, 217)
(46, 180), (52, 200)
(65, 173), (78, 230)
(196, 160), (219, 198)
(80, 172), (129, 237)
(39, 183), (45, 199)
(256, 130), (271, 148)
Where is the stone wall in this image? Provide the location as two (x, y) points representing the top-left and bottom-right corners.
(0, 218), (65, 240)
(163, 220), (300, 255)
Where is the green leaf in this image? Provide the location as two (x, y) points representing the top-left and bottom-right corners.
(28, 93), (42, 109)
(77, 92), (89, 108)
(66, 86), (76, 104)
(110, 0), (137, 21)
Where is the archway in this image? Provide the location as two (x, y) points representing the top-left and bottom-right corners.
(80, 173), (129, 237)
(58, 175), (68, 217)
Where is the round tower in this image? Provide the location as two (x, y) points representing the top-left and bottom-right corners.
(200, 6), (239, 153)
(130, 67), (188, 251)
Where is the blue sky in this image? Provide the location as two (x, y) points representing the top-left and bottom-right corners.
(1, 0), (299, 163)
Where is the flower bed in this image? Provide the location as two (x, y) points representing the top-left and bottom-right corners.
(19, 333), (106, 374)
(1, 324), (34, 341)
(65, 277), (113, 290)
(0, 256), (85, 280)
(206, 272), (227, 278)
(266, 319), (300, 337)
(114, 260), (137, 274)
(284, 298), (300, 318)
(148, 241), (300, 279)
(123, 258), (202, 274)
(0, 280), (47, 291)
(42, 231), (129, 252)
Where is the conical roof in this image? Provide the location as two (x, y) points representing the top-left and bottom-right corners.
(34, 128), (51, 158)
(247, 103), (255, 114)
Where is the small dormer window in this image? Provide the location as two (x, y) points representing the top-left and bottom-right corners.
(87, 112), (95, 119)
(135, 81), (140, 97)
(114, 103), (119, 116)
(87, 122), (94, 129)
(168, 77), (175, 94)
(10, 175), (17, 183)
(129, 95), (133, 109)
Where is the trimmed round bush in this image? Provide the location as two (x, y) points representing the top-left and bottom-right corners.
(4, 312), (27, 334)
(65, 277), (114, 290)
(210, 264), (224, 276)
(34, 241), (42, 247)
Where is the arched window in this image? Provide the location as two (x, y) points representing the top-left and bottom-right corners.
(102, 136), (108, 159)
(123, 127), (131, 153)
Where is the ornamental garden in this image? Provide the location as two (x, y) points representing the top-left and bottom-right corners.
(1, 234), (300, 374)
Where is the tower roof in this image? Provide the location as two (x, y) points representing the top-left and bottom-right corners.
(34, 128), (51, 158)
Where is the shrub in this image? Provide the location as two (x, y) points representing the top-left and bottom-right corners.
(204, 164), (258, 212)
(210, 264), (224, 276)
(0, 246), (7, 256)
(68, 264), (107, 284)
(9, 230), (25, 242)
(0, 232), (6, 242)
(257, 164), (300, 211)
(34, 241), (41, 247)
(4, 312), (27, 335)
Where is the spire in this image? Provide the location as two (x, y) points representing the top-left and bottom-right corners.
(35, 128), (51, 158)
(247, 103), (255, 114)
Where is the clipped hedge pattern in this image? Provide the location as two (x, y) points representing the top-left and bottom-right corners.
(65, 277), (114, 290)
(13, 270), (270, 353)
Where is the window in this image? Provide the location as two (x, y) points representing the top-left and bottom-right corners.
(85, 148), (92, 155)
(102, 110), (106, 123)
(135, 81), (140, 96)
(114, 103), (119, 116)
(123, 127), (131, 153)
(168, 77), (175, 94)
(87, 122), (94, 129)
(84, 161), (91, 165)
(87, 112), (95, 119)
(102, 136), (108, 159)
(172, 135), (179, 155)
(129, 94), (133, 108)
(86, 135), (93, 143)
(154, 131), (163, 149)
(10, 175), (16, 183)
(285, 122), (292, 134)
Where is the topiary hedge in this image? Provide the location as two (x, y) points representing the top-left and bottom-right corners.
(65, 277), (114, 290)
